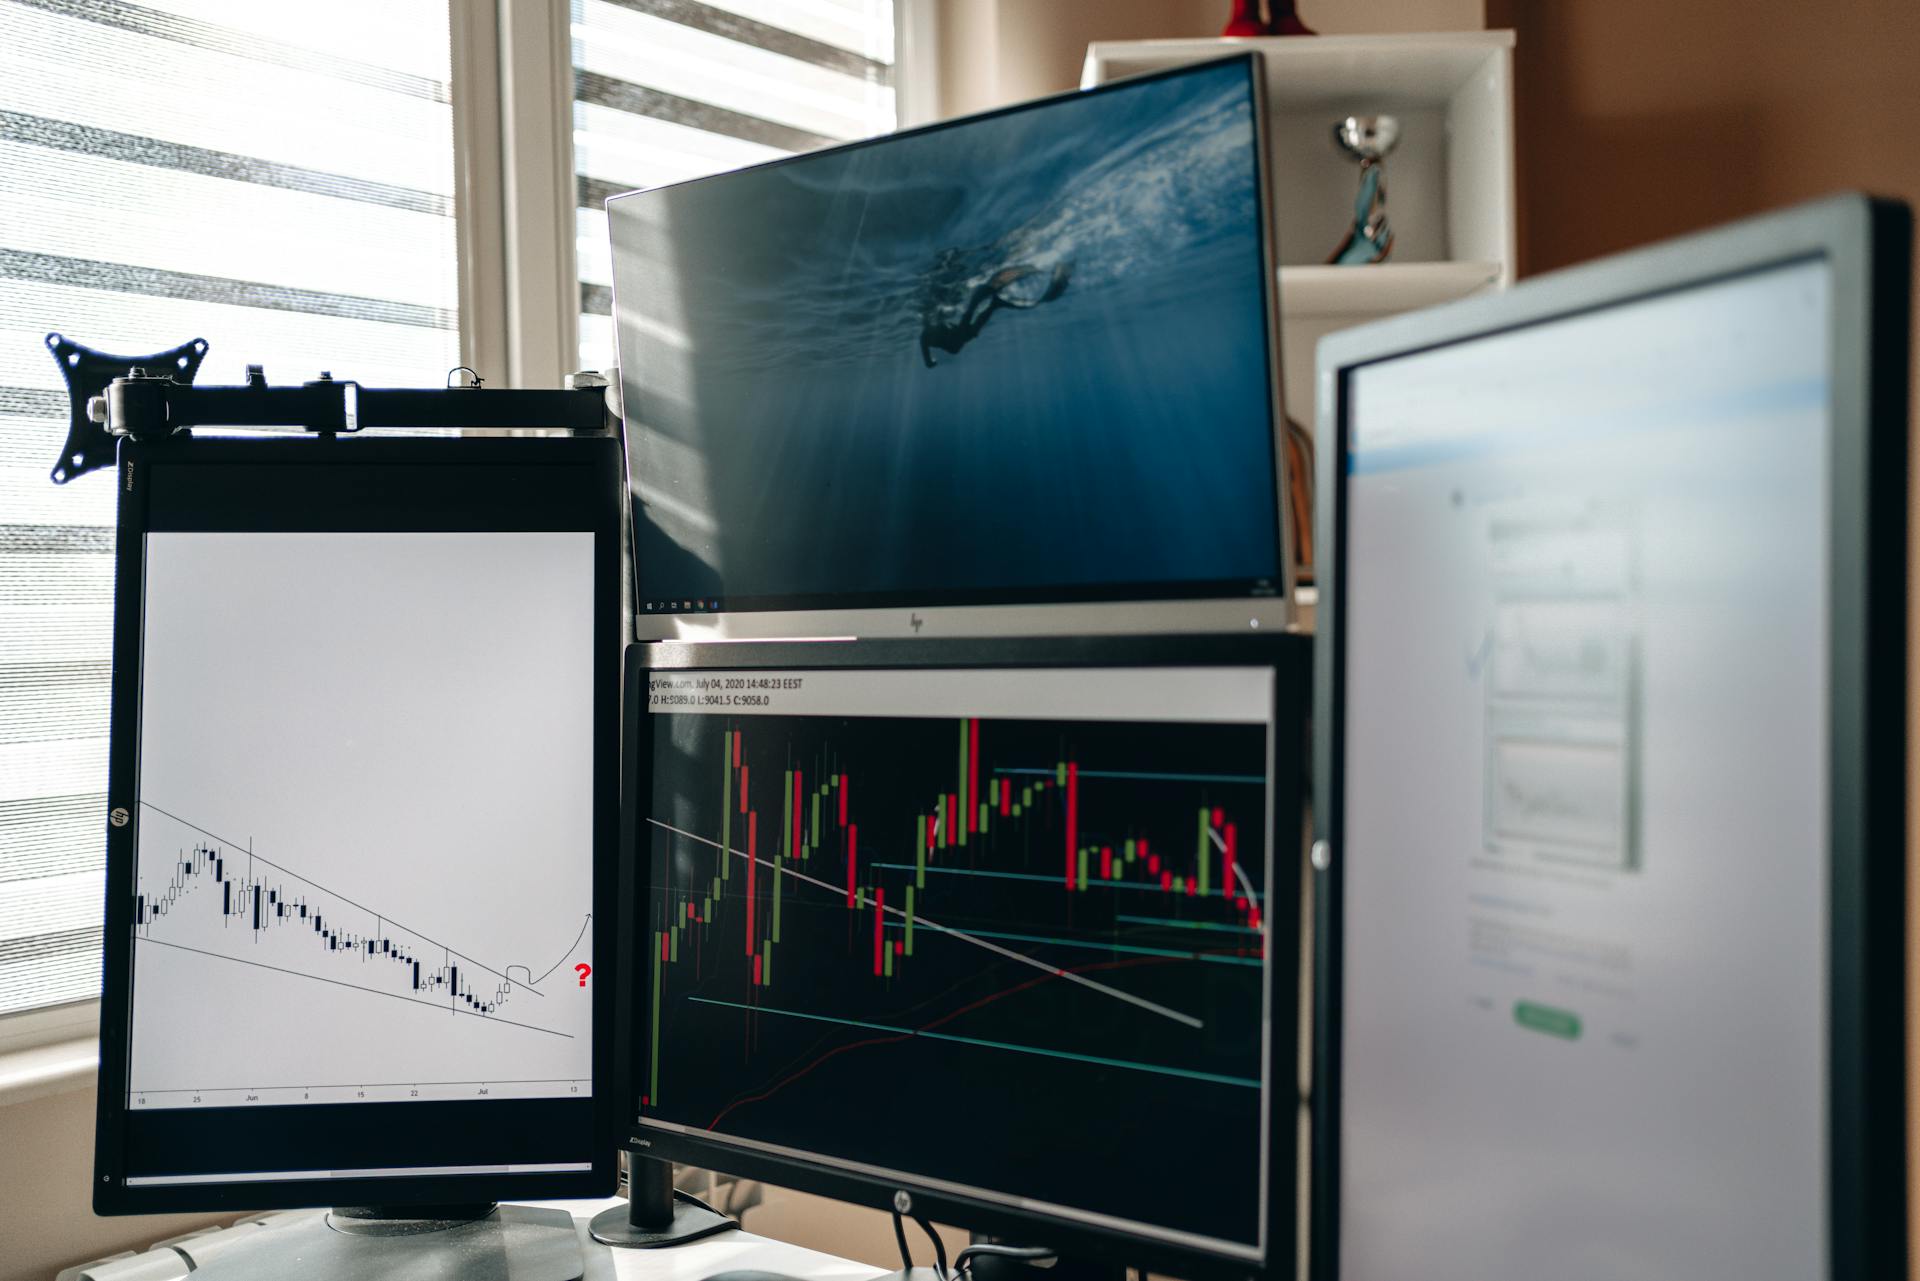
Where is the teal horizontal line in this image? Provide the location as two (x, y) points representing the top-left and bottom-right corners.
(690, 996), (902, 1037)
(993, 768), (1265, 785)
(869, 863), (1264, 903)
(1115, 914), (1264, 936)
(873, 863), (1073, 886)
(686, 996), (1259, 1089)
(887, 920), (1261, 968)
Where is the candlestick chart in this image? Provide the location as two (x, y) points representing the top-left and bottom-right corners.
(642, 702), (1273, 1250)
(126, 802), (594, 1108)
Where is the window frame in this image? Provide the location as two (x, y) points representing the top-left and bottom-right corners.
(476, 0), (926, 389)
(0, 0), (472, 1047)
(0, 0), (925, 1058)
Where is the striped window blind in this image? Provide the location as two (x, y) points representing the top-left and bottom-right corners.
(571, 0), (899, 373)
(0, 0), (462, 1017)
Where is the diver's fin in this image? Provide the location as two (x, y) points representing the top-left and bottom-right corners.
(1040, 261), (1071, 302)
(987, 264), (1038, 292)
(989, 262), (1070, 310)
(920, 336), (937, 368)
(965, 281), (1000, 327)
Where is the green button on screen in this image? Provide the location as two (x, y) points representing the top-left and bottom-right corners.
(1514, 1001), (1582, 1040)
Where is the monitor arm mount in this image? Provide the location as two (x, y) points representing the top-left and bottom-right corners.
(43, 330), (613, 487)
(96, 364), (612, 440)
(95, 361), (614, 441)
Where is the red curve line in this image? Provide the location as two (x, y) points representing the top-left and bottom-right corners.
(704, 955), (1173, 1132)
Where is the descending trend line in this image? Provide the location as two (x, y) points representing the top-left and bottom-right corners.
(135, 839), (517, 1017)
(138, 799), (543, 998)
(691, 996), (1260, 1086)
(700, 954), (1223, 1132)
(136, 937), (572, 1038)
(647, 819), (1205, 1030)
(1210, 824), (1262, 908)
(133, 803), (584, 1026)
(887, 920), (1262, 966)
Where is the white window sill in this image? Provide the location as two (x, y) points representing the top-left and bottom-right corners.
(0, 999), (100, 1107)
(0, 1035), (97, 1107)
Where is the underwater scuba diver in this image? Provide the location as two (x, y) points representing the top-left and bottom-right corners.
(918, 249), (1072, 367)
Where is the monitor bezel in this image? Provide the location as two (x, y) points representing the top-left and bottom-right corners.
(93, 435), (625, 1215)
(622, 634), (1309, 1281)
(1309, 193), (1911, 1280)
(608, 52), (1296, 641)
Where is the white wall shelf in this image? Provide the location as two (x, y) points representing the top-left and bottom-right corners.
(1280, 260), (1502, 315)
(1084, 32), (1516, 424)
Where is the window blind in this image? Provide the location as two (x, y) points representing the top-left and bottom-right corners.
(571, 0), (899, 373)
(0, 0), (463, 1017)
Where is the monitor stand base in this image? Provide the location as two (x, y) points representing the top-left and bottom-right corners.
(588, 1193), (734, 1248)
(181, 1203), (584, 1280)
(590, 1151), (737, 1248)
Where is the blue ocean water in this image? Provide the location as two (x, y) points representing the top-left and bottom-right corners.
(613, 59), (1281, 605)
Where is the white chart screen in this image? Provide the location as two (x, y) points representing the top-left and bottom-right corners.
(127, 531), (596, 1112)
(1339, 260), (1831, 1279)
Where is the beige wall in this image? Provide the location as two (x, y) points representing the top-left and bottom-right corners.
(0, 1083), (230, 1281)
(933, 0), (1488, 117)
(737, 1186), (969, 1271)
(1495, 0), (1918, 280)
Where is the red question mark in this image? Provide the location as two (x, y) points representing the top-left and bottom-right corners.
(574, 963), (591, 987)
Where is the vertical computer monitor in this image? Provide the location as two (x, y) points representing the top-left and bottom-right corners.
(608, 54), (1292, 641)
(1312, 194), (1909, 1279)
(624, 636), (1308, 1277)
(94, 437), (623, 1213)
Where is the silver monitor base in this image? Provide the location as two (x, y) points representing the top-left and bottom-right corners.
(182, 1205), (583, 1280)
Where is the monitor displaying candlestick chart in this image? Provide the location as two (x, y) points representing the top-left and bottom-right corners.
(637, 655), (1292, 1265)
(94, 439), (620, 1214)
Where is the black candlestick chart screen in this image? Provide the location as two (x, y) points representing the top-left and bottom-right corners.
(642, 666), (1274, 1257)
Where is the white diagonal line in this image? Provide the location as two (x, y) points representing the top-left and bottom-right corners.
(648, 819), (1204, 1030)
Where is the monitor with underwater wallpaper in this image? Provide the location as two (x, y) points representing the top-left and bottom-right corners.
(608, 54), (1291, 640)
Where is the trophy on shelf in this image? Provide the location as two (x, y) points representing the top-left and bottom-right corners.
(1220, 0), (1315, 36)
(1328, 115), (1400, 265)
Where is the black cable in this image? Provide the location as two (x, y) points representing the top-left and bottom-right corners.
(913, 1216), (949, 1279)
(676, 1188), (727, 1219)
(950, 1244), (1054, 1274)
(893, 1211), (915, 1274)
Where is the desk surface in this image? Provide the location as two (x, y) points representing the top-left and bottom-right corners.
(528, 1199), (888, 1281)
(66, 1198), (886, 1281)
